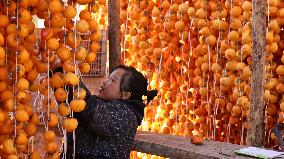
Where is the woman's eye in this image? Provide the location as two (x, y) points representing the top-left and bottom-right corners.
(109, 77), (115, 81)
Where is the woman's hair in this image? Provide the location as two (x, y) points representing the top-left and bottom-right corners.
(111, 65), (158, 103)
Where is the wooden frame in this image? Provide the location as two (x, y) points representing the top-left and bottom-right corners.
(247, 0), (266, 147)
(108, 0), (121, 72)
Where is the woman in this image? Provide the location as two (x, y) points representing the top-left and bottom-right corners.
(63, 65), (158, 159)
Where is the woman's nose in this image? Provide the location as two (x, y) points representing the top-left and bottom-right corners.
(103, 79), (110, 86)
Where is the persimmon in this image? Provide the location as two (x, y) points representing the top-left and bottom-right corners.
(16, 91), (29, 104)
(76, 0), (92, 5)
(88, 19), (99, 32)
(41, 28), (54, 40)
(30, 113), (40, 125)
(242, 1), (252, 11)
(3, 24), (17, 36)
(0, 81), (7, 92)
(187, 7), (196, 18)
(15, 110), (29, 122)
(7, 33), (17, 48)
(58, 103), (70, 117)
(44, 130), (56, 142)
(1, 90), (14, 103)
(7, 155), (19, 159)
(160, 126), (171, 134)
(76, 47), (87, 61)
(51, 72), (65, 88)
(19, 9), (32, 24)
(45, 141), (57, 154)
(73, 87), (87, 99)
(63, 118), (78, 132)
(3, 99), (15, 112)
(64, 72), (80, 86)
(38, 78), (49, 95)
(18, 24), (30, 38)
(86, 52), (97, 63)
(7, 1), (17, 15)
(230, 6), (242, 18)
(48, 0), (63, 13)
(0, 15), (9, 28)
(25, 33), (36, 43)
(79, 62), (91, 73)
(76, 19), (89, 33)
(47, 38), (59, 51)
(63, 59), (75, 72)
(16, 132), (28, 145)
(36, 61), (48, 73)
(196, 8), (206, 19)
(48, 113), (58, 128)
(64, 5), (77, 19)
(0, 33), (4, 46)
(16, 78), (29, 91)
(56, 46), (70, 62)
(29, 151), (42, 159)
(29, 0), (38, 6)
(276, 65), (284, 75)
(50, 13), (66, 28)
(175, 21), (185, 31)
(26, 67), (38, 82)
(17, 48), (30, 64)
(54, 88), (68, 102)
(178, 3), (189, 14)
(70, 99), (86, 112)
(0, 110), (8, 123)
(2, 139), (16, 155)
(152, 7), (160, 17)
(139, 16), (149, 27)
(89, 42), (100, 52)
(67, 32), (81, 48)
(0, 67), (8, 80)
(25, 123), (36, 136)
(80, 10), (92, 20)
(19, 0), (29, 8)
(65, 18), (74, 30)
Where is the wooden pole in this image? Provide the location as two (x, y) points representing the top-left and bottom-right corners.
(247, 0), (266, 146)
(108, 0), (121, 72)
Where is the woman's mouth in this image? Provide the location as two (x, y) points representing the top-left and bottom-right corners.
(99, 86), (104, 92)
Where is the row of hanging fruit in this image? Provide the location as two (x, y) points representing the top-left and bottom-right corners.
(0, 0), (106, 158)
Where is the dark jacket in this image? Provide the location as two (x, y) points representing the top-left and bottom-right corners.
(64, 83), (145, 159)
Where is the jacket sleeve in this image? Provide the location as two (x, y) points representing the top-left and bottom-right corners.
(87, 101), (137, 137)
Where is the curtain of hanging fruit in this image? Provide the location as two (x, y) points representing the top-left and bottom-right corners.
(0, 0), (106, 158)
(120, 0), (284, 151)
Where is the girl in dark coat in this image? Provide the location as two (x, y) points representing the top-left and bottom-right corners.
(62, 65), (158, 159)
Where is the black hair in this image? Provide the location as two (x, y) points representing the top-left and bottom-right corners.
(111, 65), (158, 103)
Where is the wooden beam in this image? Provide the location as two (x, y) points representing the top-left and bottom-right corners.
(132, 131), (250, 159)
(247, 0), (266, 146)
(108, 0), (121, 72)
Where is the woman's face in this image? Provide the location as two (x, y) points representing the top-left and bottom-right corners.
(97, 68), (126, 100)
